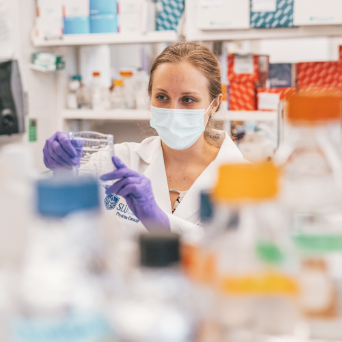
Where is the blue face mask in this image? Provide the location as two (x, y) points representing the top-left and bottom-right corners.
(150, 100), (215, 150)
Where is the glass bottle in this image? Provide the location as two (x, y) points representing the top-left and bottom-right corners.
(111, 80), (125, 109)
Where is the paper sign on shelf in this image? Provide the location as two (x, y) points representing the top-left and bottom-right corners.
(252, 0), (277, 12)
(234, 56), (254, 74)
(258, 93), (280, 110)
(201, 0), (223, 7)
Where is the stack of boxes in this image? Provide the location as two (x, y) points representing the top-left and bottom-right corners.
(257, 63), (297, 110)
(228, 54), (269, 111)
(35, 0), (63, 39)
(63, 0), (90, 34)
(90, 0), (118, 33)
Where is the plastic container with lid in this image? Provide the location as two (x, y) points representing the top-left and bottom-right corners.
(108, 232), (197, 342)
(111, 79), (125, 109)
(91, 71), (102, 110)
(208, 163), (300, 339)
(278, 89), (342, 325)
(11, 176), (113, 342)
(119, 70), (136, 109)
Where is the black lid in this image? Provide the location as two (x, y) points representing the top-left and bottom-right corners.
(139, 233), (180, 268)
(200, 191), (213, 223)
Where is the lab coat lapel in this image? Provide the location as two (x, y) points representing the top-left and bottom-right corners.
(173, 133), (245, 220)
(139, 138), (172, 214)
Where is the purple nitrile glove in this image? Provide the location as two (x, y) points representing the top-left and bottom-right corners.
(100, 156), (170, 233)
(43, 131), (80, 170)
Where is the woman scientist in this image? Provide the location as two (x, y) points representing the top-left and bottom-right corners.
(43, 42), (246, 234)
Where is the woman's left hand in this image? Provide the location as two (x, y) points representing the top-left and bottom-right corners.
(100, 156), (170, 232)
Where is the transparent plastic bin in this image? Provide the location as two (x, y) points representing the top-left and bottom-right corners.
(69, 131), (115, 185)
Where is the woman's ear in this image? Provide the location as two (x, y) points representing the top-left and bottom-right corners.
(211, 94), (223, 116)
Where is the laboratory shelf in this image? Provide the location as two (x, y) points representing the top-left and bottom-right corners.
(186, 25), (342, 42)
(32, 31), (179, 47)
(61, 109), (152, 121)
(61, 109), (278, 121)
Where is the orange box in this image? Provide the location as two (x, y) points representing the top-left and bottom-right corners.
(228, 54), (269, 86)
(257, 88), (296, 111)
(229, 82), (256, 111)
(297, 61), (342, 89)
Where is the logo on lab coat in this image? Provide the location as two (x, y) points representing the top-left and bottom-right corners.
(104, 194), (120, 210)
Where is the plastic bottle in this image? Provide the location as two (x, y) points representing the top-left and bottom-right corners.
(208, 163), (300, 340)
(120, 70), (136, 109)
(135, 68), (149, 110)
(75, 75), (91, 109)
(111, 80), (125, 109)
(67, 75), (80, 109)
(109, 232), (197, 342)
(11, 177), (113, 342)
(91, 71), (103, 110)
(278, 89), (342, 332)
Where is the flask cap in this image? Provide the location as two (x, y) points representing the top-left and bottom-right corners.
(213, 163), (278, 202)
(139, 233), (180, 268)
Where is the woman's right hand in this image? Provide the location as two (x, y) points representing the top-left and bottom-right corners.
(43, 131), (79, 170)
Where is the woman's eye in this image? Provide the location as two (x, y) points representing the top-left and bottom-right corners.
(183, 97), (195, 103)
(156, 95), (167, 100)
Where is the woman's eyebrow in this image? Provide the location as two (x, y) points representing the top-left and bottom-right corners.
(181, 91), (201, 96)
(155, 87), (169, 93)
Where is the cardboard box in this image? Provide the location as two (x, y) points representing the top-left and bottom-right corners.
(64, 16), (90, 34)
(90, 0), (117, 14)
(297, 61), (342, 89)
(63, 0), (90, 17)
(250, 0), (294, 28)
(119, 0), (144, 13)
(196, 0), (250, 30)
(269, 63), (297, 88)
(294, 0), (342, 26)
(228, 54), (269, 86)
(35, 17), (63, 39)
(37, 0), (63, 18)
(156, 0), (184, 31)
(229, 82), (256, 111)
(257, 88), (296, 110)
(118, 13), (141, 33)
(90, 13), (118, 33)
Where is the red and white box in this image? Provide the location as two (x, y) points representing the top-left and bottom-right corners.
(229, 82), (256, 111)
(297, 61), (342, 89)
(228, 54), (269, 86)
(257, 88), (296, 111)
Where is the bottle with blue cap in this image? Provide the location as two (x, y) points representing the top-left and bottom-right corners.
(11, 176), (114, 342)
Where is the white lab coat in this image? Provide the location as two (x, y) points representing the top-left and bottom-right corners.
(101, 130), (246, 236)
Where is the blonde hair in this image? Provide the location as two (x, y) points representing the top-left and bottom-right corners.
(148, 42), (222, 112)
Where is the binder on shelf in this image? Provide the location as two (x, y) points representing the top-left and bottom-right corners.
(156, 0), (184, 31)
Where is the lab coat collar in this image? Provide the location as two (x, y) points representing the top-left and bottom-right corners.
(136, 136), (162, 165)
(173, 132), (245, 221)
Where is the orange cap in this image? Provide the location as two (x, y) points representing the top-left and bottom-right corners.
(113, 79), (123, 86)
(119, 71), (133, 77)
(213, 163), (278, 202)
(93, 72), (100, 77)
(285, 88), (342, 124)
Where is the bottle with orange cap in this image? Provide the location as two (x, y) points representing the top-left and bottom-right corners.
(111, 79), (125, 109)
(206, 163), (300, 341)
(119, 70), (136, 109)
(278, 89), (342, 322)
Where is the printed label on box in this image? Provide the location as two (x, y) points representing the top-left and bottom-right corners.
(252, 0), (276, 12)
(234, 56), (254, 74)
(258, 93), (280, 110)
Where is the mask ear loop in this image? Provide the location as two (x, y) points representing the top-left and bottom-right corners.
(204, 99), (215, 128)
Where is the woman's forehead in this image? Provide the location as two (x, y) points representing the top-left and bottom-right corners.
(152, 62), (209, 94)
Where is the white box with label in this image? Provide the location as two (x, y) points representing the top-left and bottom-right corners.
(119, 0), (144, 13)
(63, 0), (90, 18)
(294, 0), (342, 26)
(37, 0), (63, 18)
(119, 13), (141, 33)
(196, 0), (250, 30)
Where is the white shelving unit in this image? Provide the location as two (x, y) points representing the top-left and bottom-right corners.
(32, 30), (179, 47)
(62, 109), (278, 121)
